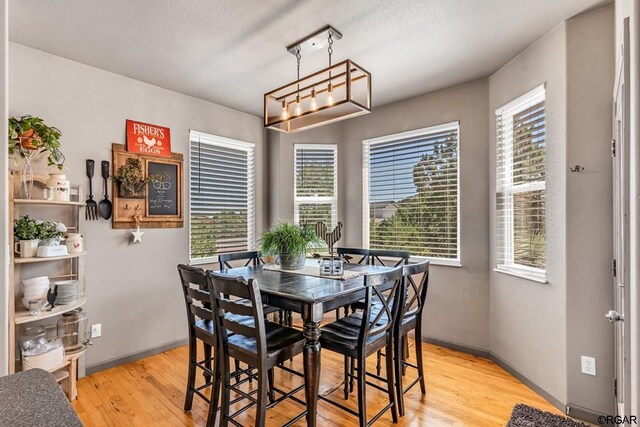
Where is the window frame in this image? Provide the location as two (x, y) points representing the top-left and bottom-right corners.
(293, 144), (338, 229)
(188, 130), (256, 265)
(362, 121), (461, 267)
(494, 84), (547, 283)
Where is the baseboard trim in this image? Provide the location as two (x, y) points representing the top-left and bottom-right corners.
(422, 336), (589, 423)
(488, 352), (565, 412)
(86, 338), (188, 375)
(423, 336), (492, 359)
(565, 403), (607, 425)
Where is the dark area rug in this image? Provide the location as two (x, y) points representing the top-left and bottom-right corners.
(507, 404), (589, 427)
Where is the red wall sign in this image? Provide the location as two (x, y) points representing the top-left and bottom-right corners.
(126, 120), (171, 158)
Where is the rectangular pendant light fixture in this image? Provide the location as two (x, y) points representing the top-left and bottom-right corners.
(264, 26), (372, 134)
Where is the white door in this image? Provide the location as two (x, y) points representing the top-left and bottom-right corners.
(610, 18), (631, 418)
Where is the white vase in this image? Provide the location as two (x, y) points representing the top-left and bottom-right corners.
(14, 239), (39, 258)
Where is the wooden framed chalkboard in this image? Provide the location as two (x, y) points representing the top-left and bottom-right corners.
(147, 161), (180, 216)
(112, 143), (183, 229)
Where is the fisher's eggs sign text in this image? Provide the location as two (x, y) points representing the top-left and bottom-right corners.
(126, 120), (171, 157)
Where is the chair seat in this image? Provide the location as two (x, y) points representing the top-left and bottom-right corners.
(320, 314), (389, 357)
(227, 321), (305, 367)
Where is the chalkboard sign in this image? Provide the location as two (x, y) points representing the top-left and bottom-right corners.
(147, 161), (179, 216)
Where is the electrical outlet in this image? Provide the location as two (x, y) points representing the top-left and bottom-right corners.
(91, 323), (102, 338)
(581, 356), (596, 376)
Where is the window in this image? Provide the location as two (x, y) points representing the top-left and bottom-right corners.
(363, 122), (459, 263)
(189, 131), (255, 264)
(294, 144), (338, 228)
(495, 85), (546, 281)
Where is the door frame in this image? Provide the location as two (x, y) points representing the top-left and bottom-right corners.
(612, 16), (632, 418)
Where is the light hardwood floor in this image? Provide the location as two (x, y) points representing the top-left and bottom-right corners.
(71, 339), (564, 426)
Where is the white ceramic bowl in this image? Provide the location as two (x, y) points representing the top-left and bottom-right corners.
(22, 299), (44, 310)
(22, 276), (49, 287)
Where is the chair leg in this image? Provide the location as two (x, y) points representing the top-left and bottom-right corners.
(357, 355), (367, 427)
(376, 350), (382, 376)
(343, 355), (350, 400)
(349, 356), (355, 392)
(394, 334), (405, 417)
(267, 368), (276, 403)
(203, 343), (212, 384)
(256, 369), (268, 427)
(221, 355), (231, 427)
(385, 343), (398, 423)
(234, 360), (242, 383)
(206, 351), (222, 427)
(184, 336), (197, 411)
(415, 332), (426, 394)
(402, 336), (408, 376)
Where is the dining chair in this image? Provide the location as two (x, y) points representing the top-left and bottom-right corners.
(394, 261), (430, 416)
(218, 251), (289, 326)
(367, 249), (411, 267)
(206, 272), (307, 427)
(176, 264), (218, 426)
(337, 247), (370, 265)
(367, 249), (410, 375)
(318, 267), (404, 427)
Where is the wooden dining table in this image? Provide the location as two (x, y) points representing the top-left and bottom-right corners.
(214, 260), (394, 426)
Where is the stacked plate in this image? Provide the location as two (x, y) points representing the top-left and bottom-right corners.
(52, 280), (79, 305)
(22, 276), (49, 302)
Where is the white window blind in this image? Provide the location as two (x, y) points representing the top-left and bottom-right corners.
(294, 144), (338, 228)
(495, 85), (546, 280)
(189, 131), (255, 264)
(363, 122), (459, 262)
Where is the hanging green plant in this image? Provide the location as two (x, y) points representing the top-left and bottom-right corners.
(8, 115), (65, 170)
(114, 158), (150, 198)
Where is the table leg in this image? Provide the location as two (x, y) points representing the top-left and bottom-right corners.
(303, 317), (321, 426)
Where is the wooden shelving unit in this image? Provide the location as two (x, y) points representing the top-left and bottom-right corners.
(8, 171), (88, 401)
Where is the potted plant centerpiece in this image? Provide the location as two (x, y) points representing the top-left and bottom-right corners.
(8, 116), (65, 199)
(260, 222), (322, 270)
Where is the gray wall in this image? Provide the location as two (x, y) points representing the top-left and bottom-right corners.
(8, 43), (267, 368)
(489, 21), (568, 404)
(565, 5), (614, 414)
(270, 79), (491, 351)
(489, 5), (615, 412)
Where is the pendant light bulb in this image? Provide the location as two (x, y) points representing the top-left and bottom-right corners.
(326, 83), (334, 106)
(281, 100), (289, 120)
(310, 88), (317, 111)
(295, 95), (302, 116)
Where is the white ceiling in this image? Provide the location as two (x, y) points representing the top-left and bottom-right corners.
(10, 0), (607, 117)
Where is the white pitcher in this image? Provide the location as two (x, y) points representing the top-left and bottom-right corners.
(14, 239), (39, 258)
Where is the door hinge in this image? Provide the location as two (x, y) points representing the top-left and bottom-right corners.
(613, 378), (618, 397)
(611, 139), (616, 157)
(612, 259), (617, 277)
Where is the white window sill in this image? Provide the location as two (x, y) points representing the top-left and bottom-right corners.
(411, 257), (462, 268)
(494, 266), (548, 284)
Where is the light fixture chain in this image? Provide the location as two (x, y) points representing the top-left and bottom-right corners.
(296, 46), (301, 80)
(328, 30), (334, 66)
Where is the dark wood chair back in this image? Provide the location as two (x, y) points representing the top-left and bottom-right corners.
(400, 261), (430, 323)
(368, 249), (411, 267)
(218, 251), (262, 270)
(206, 272), (267, 359)
(337, 247), (370, 265)
(359, 267), (404, 345)
(177, 264), (214, 327)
